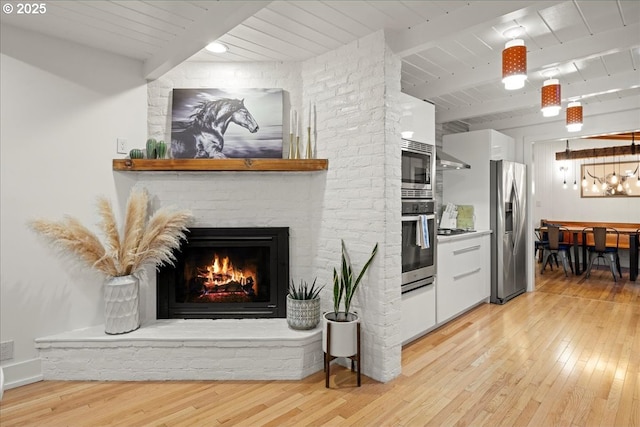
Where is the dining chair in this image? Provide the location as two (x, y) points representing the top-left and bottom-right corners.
(535, 221), (561, 265)
(540, 225), (573, 276)
(534, 228), (549, 264)
(583, 227), (621, 281)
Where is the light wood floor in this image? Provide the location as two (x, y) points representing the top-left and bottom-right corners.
(1, 266), (639, 426)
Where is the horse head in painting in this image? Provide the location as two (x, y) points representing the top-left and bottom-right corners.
(171, 98), (259, 158)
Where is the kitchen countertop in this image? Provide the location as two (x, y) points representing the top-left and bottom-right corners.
(437, 229), (492, 242)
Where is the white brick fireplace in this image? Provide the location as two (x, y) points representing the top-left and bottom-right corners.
(37, 161), (331, 382)
(36, 320), (322, 381)
(37, 30), (403, 383)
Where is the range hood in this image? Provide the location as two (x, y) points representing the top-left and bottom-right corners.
(436, 149), (471, 170)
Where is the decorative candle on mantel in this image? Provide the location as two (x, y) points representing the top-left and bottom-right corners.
(313, 103), (317, 158)
(299, 109), (304, 139)
(306, 102), (312, 159)
(295, 109), (300, 159)
(288, 109), (295, 159)
(289, 109), (293, 135)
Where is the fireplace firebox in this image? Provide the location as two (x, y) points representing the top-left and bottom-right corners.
(157, 227), (289, 319)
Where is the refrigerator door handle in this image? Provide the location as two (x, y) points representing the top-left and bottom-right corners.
(511, 177), (520, 250)
(505, 230), (514, 248)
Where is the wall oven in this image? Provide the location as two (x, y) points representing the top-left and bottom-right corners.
(401, 199), (436, 293)
(402, 139), (435, 199)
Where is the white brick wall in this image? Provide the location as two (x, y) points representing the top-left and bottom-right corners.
(147, 61), (302, 144)
(380, 34), (403, 380)
(130, 30), (402, 383)
(36, 320), (322, 381)
(302, 31), (402, 383)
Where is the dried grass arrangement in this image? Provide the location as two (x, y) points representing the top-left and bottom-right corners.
(30, 188), (192, 278)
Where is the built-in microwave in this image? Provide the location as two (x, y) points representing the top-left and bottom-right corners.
(401, 139), (435, 199)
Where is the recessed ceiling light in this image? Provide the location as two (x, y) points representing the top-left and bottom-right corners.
(205, 42), (228, 54)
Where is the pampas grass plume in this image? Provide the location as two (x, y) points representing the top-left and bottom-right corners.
(30, 189), (192, 278)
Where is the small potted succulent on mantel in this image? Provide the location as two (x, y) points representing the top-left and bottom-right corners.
(323, 240), (378, 358)
(30, 188), (192, 335)
(286, 278), (324, 330)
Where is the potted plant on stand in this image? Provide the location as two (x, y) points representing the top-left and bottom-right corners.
(30, 188), (192, 334)
(323, 240), (378, 387)
(286, 278), (324, 330)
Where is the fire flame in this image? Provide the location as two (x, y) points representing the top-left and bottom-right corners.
(197, 254), (253, 287)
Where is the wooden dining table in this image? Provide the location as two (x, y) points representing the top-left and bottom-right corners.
(537, 225), (639, 281)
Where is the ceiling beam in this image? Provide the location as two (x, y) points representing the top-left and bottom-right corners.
(463, 96), (640, 132)
(585, 133), (639, 141)
(405, 23), (640, 101)
(143, 1), (270, 80)
(387, 1), (561, 58)
(433, 71), (640, 124)
(555, 144), (639, 160)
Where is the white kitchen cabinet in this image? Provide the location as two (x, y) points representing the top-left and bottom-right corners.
(436, 232), (491, 324)
(401, 279), (436, 344)
(399, 92), (435, 144)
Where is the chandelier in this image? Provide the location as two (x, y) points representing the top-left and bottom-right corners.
(556, 133), (640, 195)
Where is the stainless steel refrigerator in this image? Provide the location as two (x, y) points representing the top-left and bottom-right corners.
(490, 160), (527, 304)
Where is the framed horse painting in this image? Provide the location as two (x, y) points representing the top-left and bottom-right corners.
(170, 88), (283, 159)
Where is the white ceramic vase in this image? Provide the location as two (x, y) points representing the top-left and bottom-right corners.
(286, 295), (321, 330)
(322, 311), (359, 357)
(104, 275), (140, 335)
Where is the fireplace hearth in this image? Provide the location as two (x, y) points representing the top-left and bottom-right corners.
(157, 227), (289, 319)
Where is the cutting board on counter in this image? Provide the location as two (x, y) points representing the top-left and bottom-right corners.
(456, 205), (475, 230)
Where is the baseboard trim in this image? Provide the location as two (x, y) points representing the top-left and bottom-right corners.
(2, 358), (43, 390)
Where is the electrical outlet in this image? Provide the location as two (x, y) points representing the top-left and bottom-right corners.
(117, 138), (128, 154)
(0, 340), (14, 361)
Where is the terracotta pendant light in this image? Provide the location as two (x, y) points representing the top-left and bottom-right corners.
(541, 69), (561, 117)
(566, 101), (583, 132)
(502, 27), (527, 90)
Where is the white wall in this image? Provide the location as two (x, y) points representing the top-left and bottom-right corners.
(143, 30), (402, 382)
(532, 138), (640, 224)
(0, 25), (147, 388)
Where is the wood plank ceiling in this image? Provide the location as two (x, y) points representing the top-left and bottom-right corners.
(2, 1), (638, 131)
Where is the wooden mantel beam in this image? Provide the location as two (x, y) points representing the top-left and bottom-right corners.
(555, 144), (639, 160)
